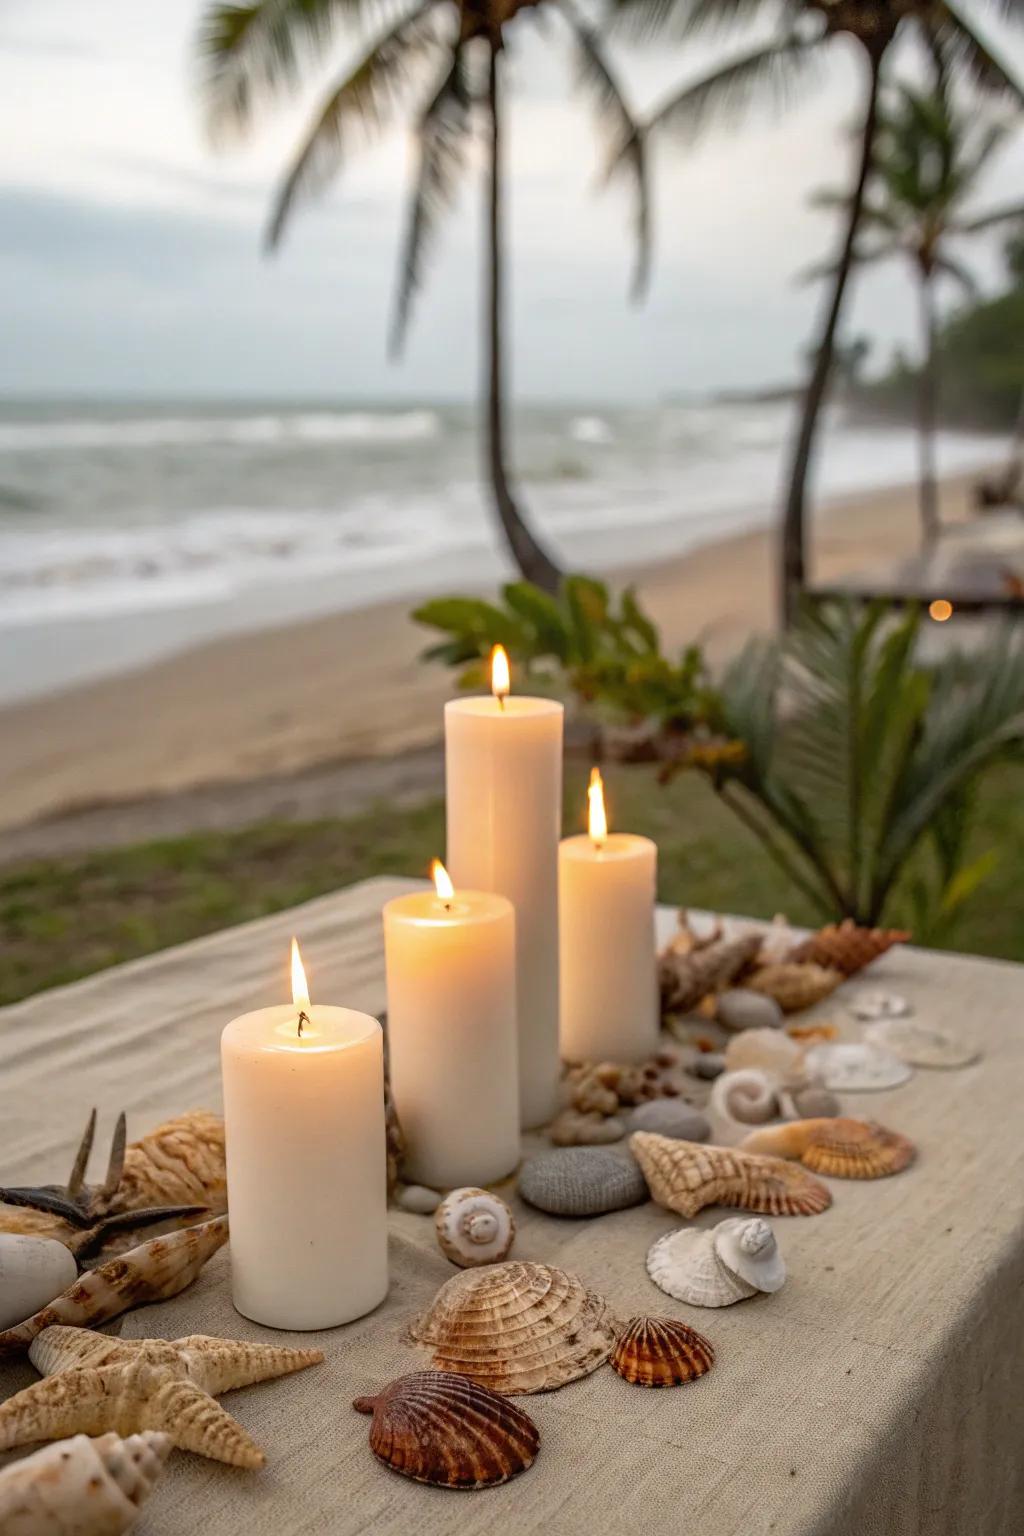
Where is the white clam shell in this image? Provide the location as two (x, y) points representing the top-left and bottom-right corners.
(713, 1216), (786, 1293)
(804, 1041), (912, 1092)
(434, 1187), (515, 1268)
(710, 1068), (779, 1131)
(646, 1227), (757, 1308)
(848, 990), (911, 1021)
(0, 1235), (78, 1332)
(863, 1019), (979, 1069)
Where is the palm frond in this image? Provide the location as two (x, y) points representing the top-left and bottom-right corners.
(558, 0), (651, 299)
(953, 198), (1024, 234)
(389, 49), (472, 354)
(611, 0), (775, 45)
(646, 33), (820, 145)
(265, 1), (440, 250)
(927, 1), (1024, 104)
(796, 239), (900, 283)
(933, 251), (979, 293)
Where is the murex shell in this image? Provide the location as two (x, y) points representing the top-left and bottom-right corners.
(741, 1118), (915, 1179)
(0, 1235), (78, 1333)
(353, 1371), (539, 1489)
(804, 1042), (912, 1092)
(863, 1018), (979, 1069)
(518, 1147), (648, 1218)
(630, 1132), (832, 1218)
(0, 1430), (171, 1535)
(611, 1316), (715, 1387)
(406, 1261), (619, 1394)
(434, 1189), (515, 1268)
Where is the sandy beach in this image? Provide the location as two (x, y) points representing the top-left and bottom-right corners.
(0, 470), (995, 843)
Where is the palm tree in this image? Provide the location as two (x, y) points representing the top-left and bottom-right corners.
(617, 0), (1024, 622)
(809, 81), (1024, 548)
(196, 3), (649, 596)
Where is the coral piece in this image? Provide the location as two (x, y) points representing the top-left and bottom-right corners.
(659, 934), (762, 1015)
(0, 1430), (171, 1535)
(741, 1118), (915, 1179)
(709, 1069), (779, 1129)
(435, 1189), (515, 1268)
(646, 1227), (756, 1307)
(0, 1325), (322, 1469)
(746, 963), (844, 1014)
(0, 1218), (228, 1359)
(630, 1132), (832, 1218)
(724, 1030), (805, 1083)
(548, 1109), (626, 1146)
(0, 1236), (79, 1332)
(789, 921), (909, 977)
(712, 1216), (786, 1292)
(863, 1019), (979, 1069)
(610, 1316), (715, 1387)
(353, 1371), (539, 1488)
(803, 1042), (912, 1092)
(406, 1261), (619, 1395)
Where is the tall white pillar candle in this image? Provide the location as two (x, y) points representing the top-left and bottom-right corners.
(221, 941), (388, 1331)
(559, 768), (658, 1063)
(445, 648), (563, 1128)
(384, 862), (519, 1188)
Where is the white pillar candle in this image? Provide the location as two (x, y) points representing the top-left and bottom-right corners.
(383, 861), (519, 1188)
(445, 647), (563, 1129)
(559, 768), (658, 1064)
(221, 940), (388, 1331)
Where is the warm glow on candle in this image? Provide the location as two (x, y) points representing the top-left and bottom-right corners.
(491, 644), (510, 703)
(431, 858), (455, 902)
(588, 766), (608, 847)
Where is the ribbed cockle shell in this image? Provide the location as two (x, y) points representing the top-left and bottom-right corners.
(631, 1132), (832, 1218)
(741, 1118), (915, 1179)
(611, 1316), (715, 1387)
(0, 1430), (170, 1535)
(353, 1371), (539, 1487)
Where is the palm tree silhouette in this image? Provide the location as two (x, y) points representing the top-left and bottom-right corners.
(617, 0), (1024, 620)
(196, 2), (649, 594)
(809, 80), (1024, 549)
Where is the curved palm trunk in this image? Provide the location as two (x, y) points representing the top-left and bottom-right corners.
(780, 44), (884, 626)
(484, 44), (562, 595)
(916, 270), (940, 549)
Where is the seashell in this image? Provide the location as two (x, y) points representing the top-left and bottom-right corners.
(778, 1080), (841, 1120)
(549, 1109), (626, 1145)
(0, 1236), (78, 1332)
(0, 1325), (321, 1468)
(716, 989), (784, 1032)
(863, 1019), (979, 1069)
(713, 1215), (786, 1291)
(659, 933), (762, 1014)
(435, 1189), (515, 1268)
(724, 1029), (805, 1083)
(709, 1069), (779, 1127)
(746, 962), (843, 1013)
(406, 1261), (619, 1394)
(741, 1118), (915, 1179)
(0, 1430), (171, 1535)
(848, 989), (911, 1021)
(785, 1020), (839, 1044)
(352, 1371), (539, 1488)
(396, 1184), (442, 1215)
(518, 1148), (648, 1217)
(630, 1132), (832, 1218)
(0, 1217), (228, 1359)
(625, 1100), (710, 1142)
(611, 1316), (715, 1386)
(804, 1041), (912, 1092)
(646, 1227), (756, 1307)
(789, 921), (909, 977)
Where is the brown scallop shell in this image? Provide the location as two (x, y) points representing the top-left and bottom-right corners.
(353, 1371), (539, 1488)
(630, 1132), (832, 1219)
(742, 1118), (915, 1179)
(789, 921), (909, 977)
(406, 1261), (619, 1395)
(745, 963), (844, 1013)
(611, 1316), (715, 1388)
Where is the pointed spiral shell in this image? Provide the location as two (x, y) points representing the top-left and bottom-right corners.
(0, 1431), (171, 1534)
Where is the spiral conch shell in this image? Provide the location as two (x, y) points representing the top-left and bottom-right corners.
(611, 1316), (715, 1386)
(631, 1133), (832, 1218)
(434, 1188), (515, 1268)
(741, 1118), (915, 1179)
(646, 1227), (756, 1307)
(0, 1430), (171, 1535)
(709, 1069), (779, 1130)
(353, 1371), (539, 1488)
(407, 1261), (619, 1394)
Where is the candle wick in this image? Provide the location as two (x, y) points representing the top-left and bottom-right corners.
(297, 1009), (311, 1038)
(497, 694), (505, 712)
(444, 900), (452, 914)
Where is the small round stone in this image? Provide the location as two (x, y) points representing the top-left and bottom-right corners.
(690, 1052), (726, 1081)
(396, 1183), (442, 1215)
(626, 1099), (711, 1142)
(717, 989), (784, 1032)
(549, 1109), (626, 1146)
(518, 1148), (649, 1217)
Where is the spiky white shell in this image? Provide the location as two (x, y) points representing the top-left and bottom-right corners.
(646, 1227), (756, 1308)
(435, 1188), (515, 1268)
(713, 1216), (786, 1293)
(0, 1431), (170, 1534)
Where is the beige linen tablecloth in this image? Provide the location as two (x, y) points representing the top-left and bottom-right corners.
(1, 876), (1022, 1536)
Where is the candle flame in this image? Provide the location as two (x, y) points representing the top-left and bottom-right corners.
(929, 598), (953, 623)
(491, 644), (510, 702)
(431, 858), (455, 902)
(291, 937), (310, 1010)
(588, 766), (608, 846)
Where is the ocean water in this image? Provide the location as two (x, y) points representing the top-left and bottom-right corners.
(0, 398), (1000, 703)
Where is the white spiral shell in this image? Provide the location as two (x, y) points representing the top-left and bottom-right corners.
(434, 1188), (515, 1268)
(709, 1068), (779, 1132)
(646, 1227), (757, 1308)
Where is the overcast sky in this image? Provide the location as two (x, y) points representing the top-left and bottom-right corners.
(1, 0), (1021, 402)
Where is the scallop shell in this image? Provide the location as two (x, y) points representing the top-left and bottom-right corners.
(434, 1189), (515, 1268)
(746, 963), (844, 1013)
(804, 1042), (912, 1092)
(611, 1316), (715, 1386)
(712, 1216), (786, 1292)
(724, 1030), (805, 1083)
(789, 921), (909, 976)
(352, 1371), (539, 1488)
(741, 1118), (915, 1179)
(646, 1227), (756, 1307)
(630, 1132), (832, 1218)
(863, 1019), (979, 1069)
(406, 1261), (619, 1394)
(659, 933), (762, 1013)
(709, 1069), (779, 1127)
(0, 1430), (171, 1535)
